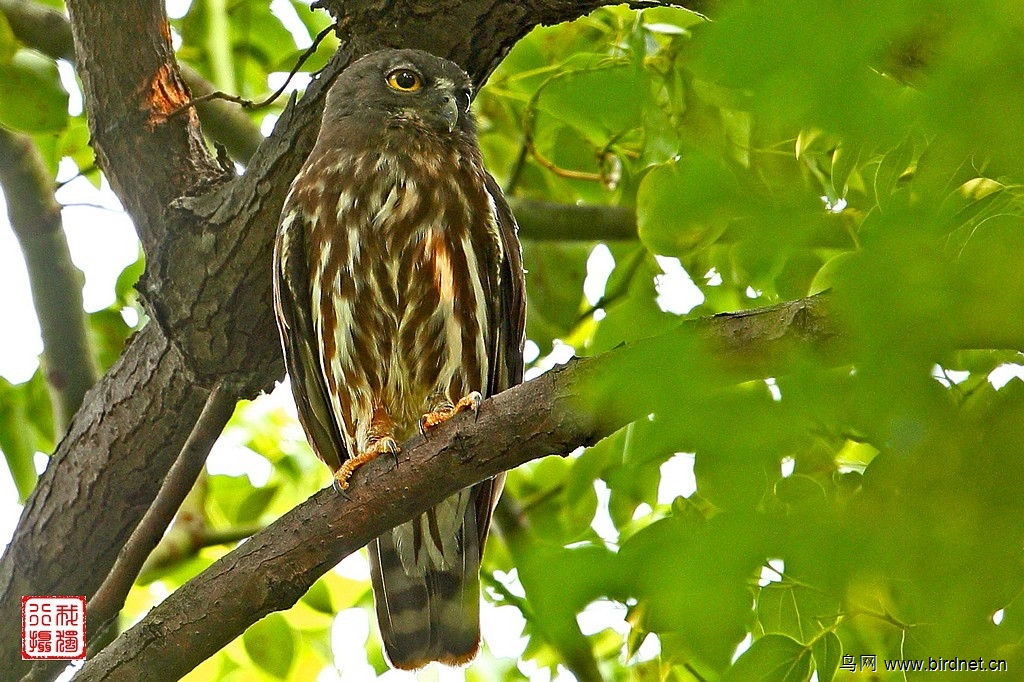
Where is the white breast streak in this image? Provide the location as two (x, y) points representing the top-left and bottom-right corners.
(336, 191), (361, 274)
(310, 244), (348, 448)
(394, 177), (419, 224)
(460, 230), (492, 390)
(310, 193), (364, 454)
(305, 216), (325, 367)
(373, 184), (401, 230)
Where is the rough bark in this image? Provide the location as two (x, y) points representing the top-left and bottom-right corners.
(0, 325), (208, 672)
(66, 0), (223, 252)
(0, 1), (721, 676)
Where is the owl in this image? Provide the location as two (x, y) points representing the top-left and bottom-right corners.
(274, 49), (525, 668)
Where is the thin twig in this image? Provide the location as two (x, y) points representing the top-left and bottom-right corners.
(168, 23), (338, 119)
(527, 139), (605, 182)
(55, 164), (98, 190)
(137, 522), (264, 583)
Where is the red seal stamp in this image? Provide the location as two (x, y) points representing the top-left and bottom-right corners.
(21, 596), (86, 660)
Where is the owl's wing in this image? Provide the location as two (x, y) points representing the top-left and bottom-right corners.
(470, 174), (527, 550)
(486, 172), (527, 394)
(273, 207), (349, 472)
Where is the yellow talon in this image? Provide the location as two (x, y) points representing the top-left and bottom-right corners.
(419, 391), (483, 433)
(333, 436), (399, 489)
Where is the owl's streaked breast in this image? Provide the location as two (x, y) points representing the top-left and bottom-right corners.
(287, 149), (500, 454)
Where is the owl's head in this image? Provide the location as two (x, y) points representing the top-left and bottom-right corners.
(324, 49), (475, 138)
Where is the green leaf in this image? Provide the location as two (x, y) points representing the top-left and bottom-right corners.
(726, 634), (812, 682)
(236, 484), (278, 523)
(0, 371), (54, 502)
(207, 474), (260, 526)
(830, 142), (860, 197)
(561, 457), (599, 539)
(231, 2), (297, 72)
(757, 581), (838, 643)
(114, 251), (145, 304)
(58, 119), (95, 176)
(637, 156), (742, 258)
(243, 613), (295, 679)
(535, 63), (650, 143)
(812, 631), (842, 682)
(773, 474), (827, 511)
(620, 512), (766, 671)
(642, 6), (705, 32)
(794, 129), (825, 160)
(872, 134), (913, 207)
(0, 50), (69, 133)
(0, 11), (18, 63)
(88, 308), (134, 374)
(522, 241), (589, 353)
(0, 377), (40, 501)
(300, 578), (334, 615)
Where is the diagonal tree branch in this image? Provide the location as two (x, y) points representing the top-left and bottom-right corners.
(0, 127), (97, 434)
(62, 275), (1024, 680)
(73, 295), (838, 682)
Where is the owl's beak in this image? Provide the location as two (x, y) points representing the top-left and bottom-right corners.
(439, 94), (460, 133)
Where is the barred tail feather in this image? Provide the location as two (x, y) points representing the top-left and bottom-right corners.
(369, 491), (483, 670)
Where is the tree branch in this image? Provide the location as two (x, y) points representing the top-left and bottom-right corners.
(178, 64), (266, 163)
(0, 325), (214, 676)
(15, 387), (237, 682)
(71, 295), (837, 682)
(137, 519), (264, 583)
(65, 0), (223, 252)
(0, 127), (96, 433)
(511, 198), (636, 241)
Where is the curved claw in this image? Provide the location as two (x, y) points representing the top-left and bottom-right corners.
(420, 391), (483, 434)
(333, 436), (399, 490)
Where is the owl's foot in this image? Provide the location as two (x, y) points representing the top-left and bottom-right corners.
(419, 391), (483, 435)
(333, 436), (399, 490)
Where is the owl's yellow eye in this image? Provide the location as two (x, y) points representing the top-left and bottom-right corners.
(386, 69), (422, 92)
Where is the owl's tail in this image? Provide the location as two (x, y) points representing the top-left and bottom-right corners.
(368, 486), (486, 670)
